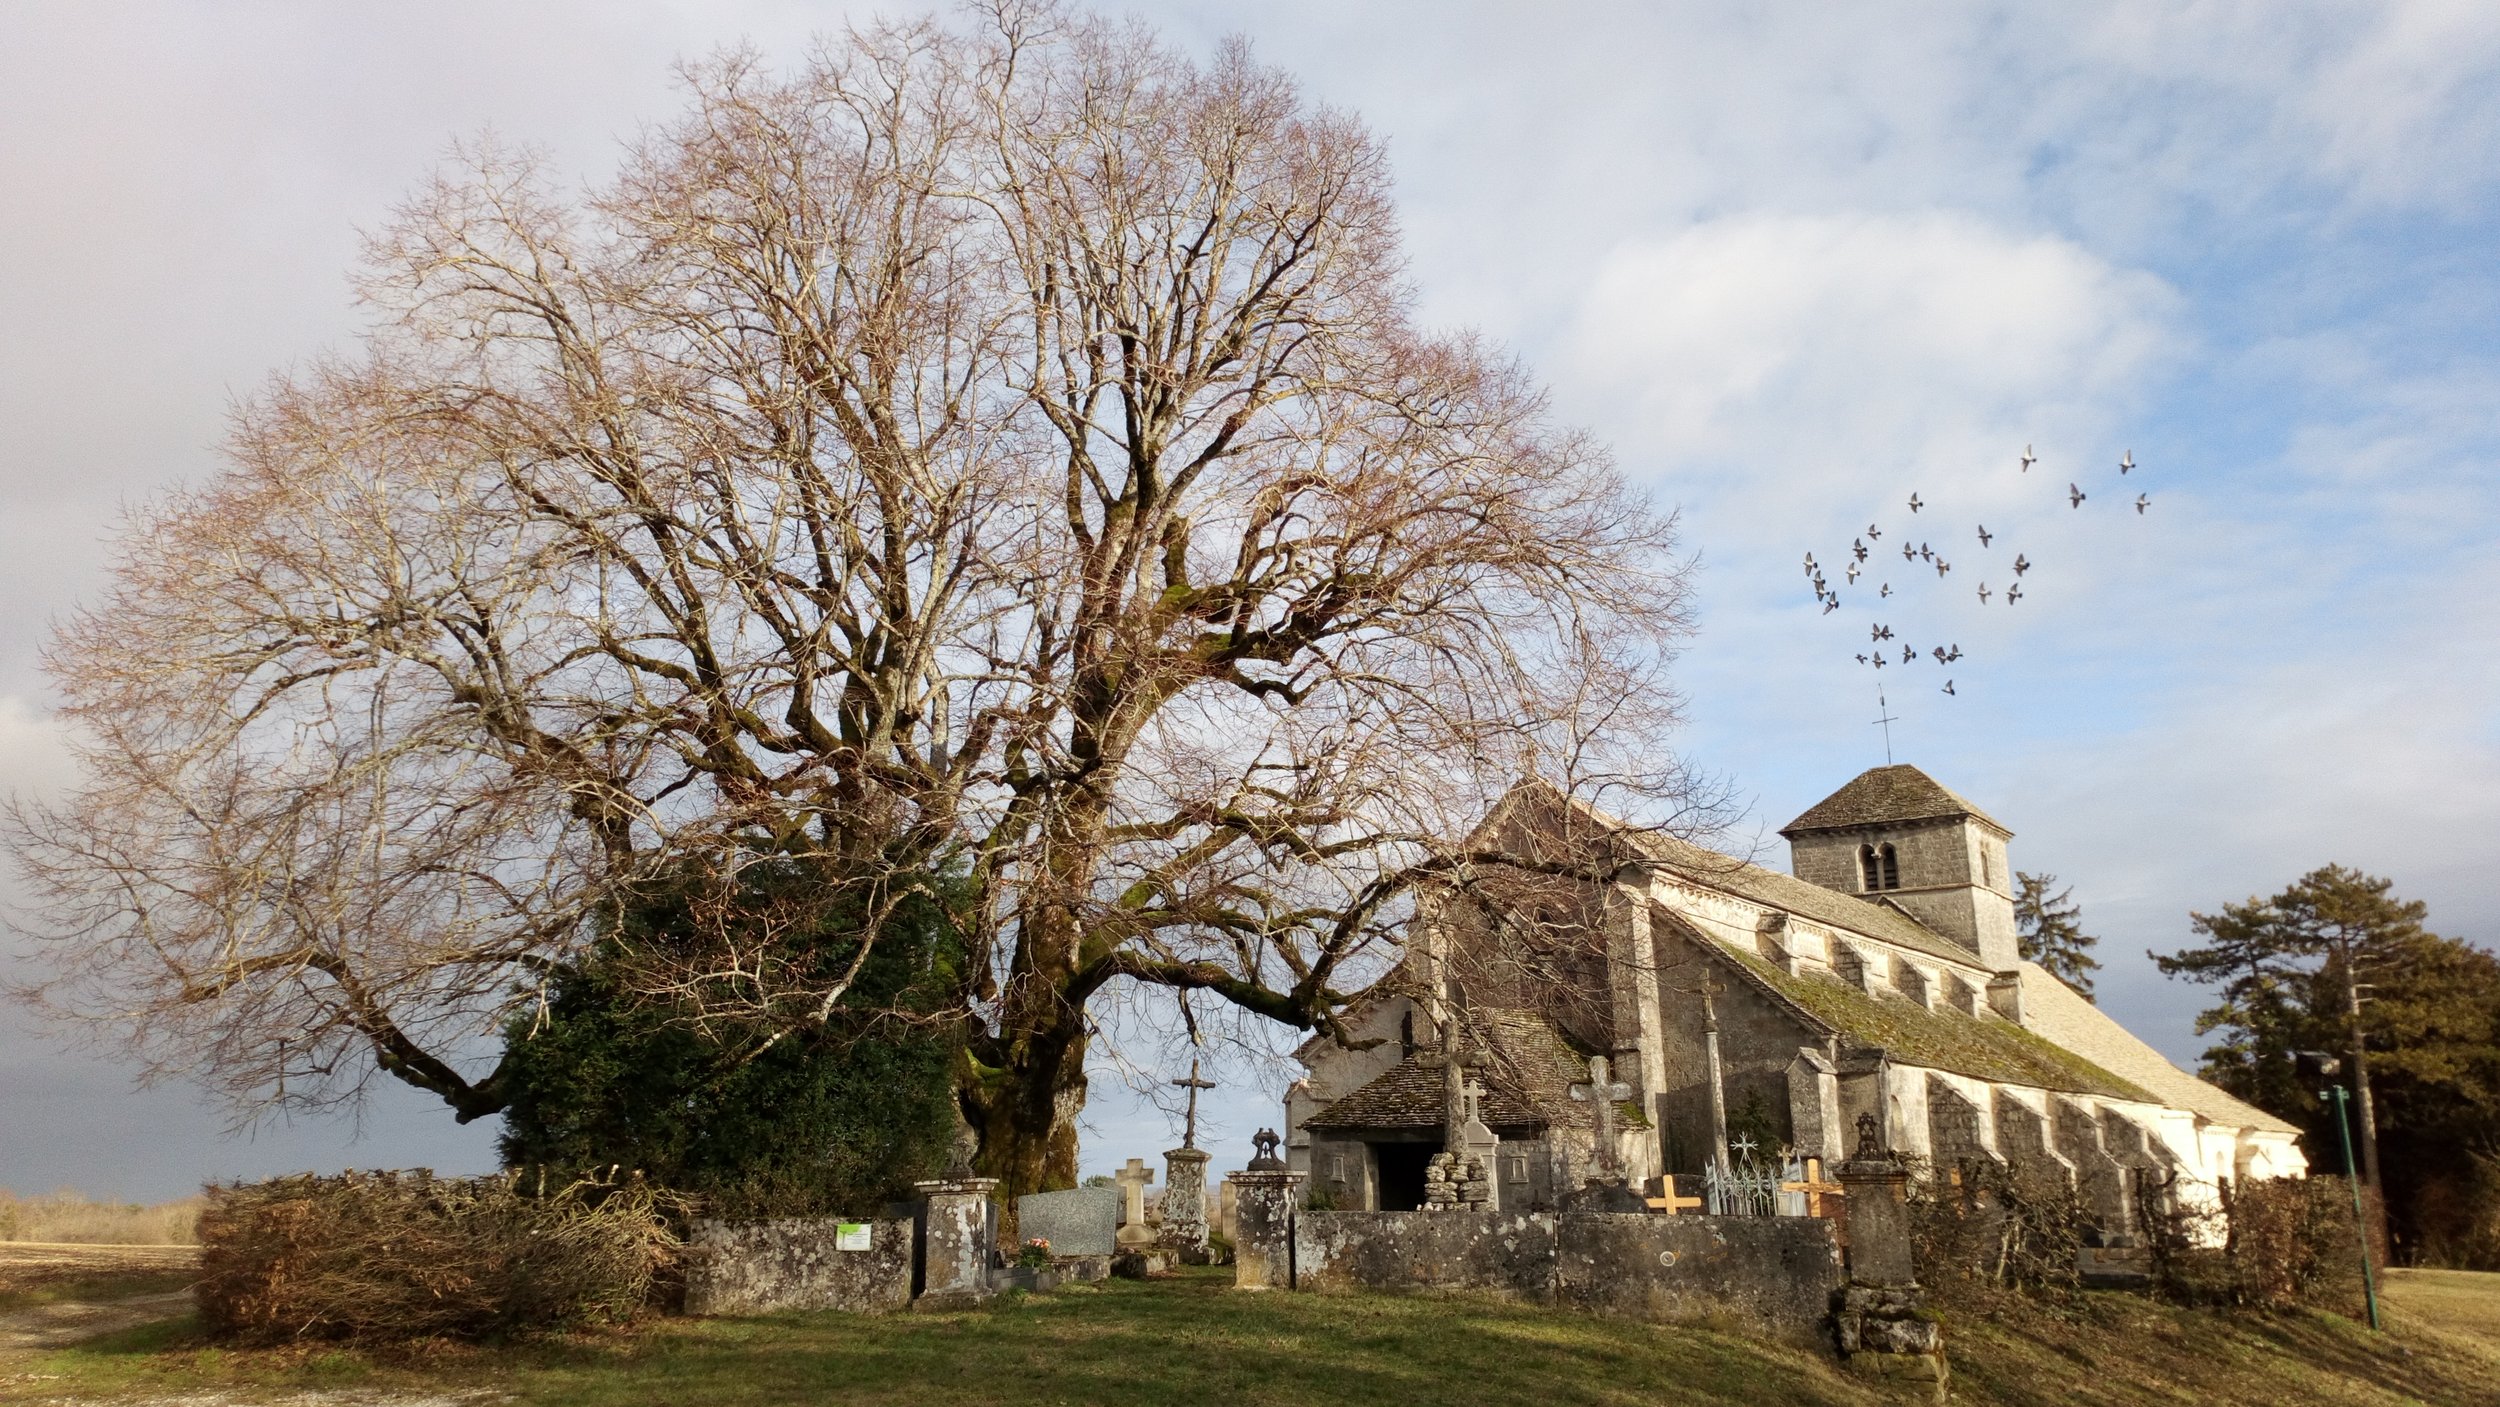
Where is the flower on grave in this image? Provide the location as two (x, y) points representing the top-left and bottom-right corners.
(1017, 1236), (1052, 1269)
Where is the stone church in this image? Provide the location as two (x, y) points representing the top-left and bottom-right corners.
(1284, 765), (2305, 1224)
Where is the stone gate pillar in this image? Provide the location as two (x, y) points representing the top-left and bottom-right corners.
(1163, 1147), (1213, 1260)
(1832, 1115), (1947, 1400)
(1231, 1129), (1304, 1291)
(914, 1176), (1001, 1309)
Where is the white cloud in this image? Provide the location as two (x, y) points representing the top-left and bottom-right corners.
(1558, 212), (2178, 527)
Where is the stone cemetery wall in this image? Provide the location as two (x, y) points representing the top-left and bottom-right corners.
(1554, 1213), (1842, 1342)
(684, 1216), (914, 1316)
(1291, 1209), (1843, 1342)
(1294, 1210), (1559, 1299)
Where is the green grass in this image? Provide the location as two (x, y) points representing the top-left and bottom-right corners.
(6, 1267), (2497, 1406)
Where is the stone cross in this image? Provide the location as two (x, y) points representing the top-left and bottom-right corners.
(1568, 1055), (1634, 1177)
(1170, 1058), (1216, 1150)
(1416, 1007), (1477, 1153)
(1460, 1078), (1487, 1126)
(1112, 1156), (1156, 1245)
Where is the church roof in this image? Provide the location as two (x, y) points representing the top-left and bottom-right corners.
(1479, 779), (1986, 970)
(1780, 764), (2007, 837)
(1619, 825), (1985, 970)
(1304, 1009), (1632, 1134)
(1662, 909), (2160, 1104)
(2009, 963), (2302, 1136)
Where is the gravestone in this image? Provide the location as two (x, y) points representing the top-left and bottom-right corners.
(1231, 1129), (1304, 1291)
(1016, 1186), (1120, 1258)
(1113, 1157), (1159, 1248)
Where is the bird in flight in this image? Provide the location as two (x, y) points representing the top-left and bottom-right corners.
(1846, 562), (1861, 584)
(1942, 680), (1956, 696)
(1855, 653), (1869, 665)
(2007, 582), (2024, 604)
(2068, 483), (2086, 508)
(1853, 538), (1869, 562)
(1945, 643), (1962, 662)
(1822, 597), (1840, 614)
(1902, 541), (1916, 562)
(1881, 582), (1893, 598)
(2013, 553), (2030, 576)
(1931, 645), (1949, 664)
(1917, 542), (1932, 563)
(1868, 523), (1883, 541)
(2135, 493), (2151, 514)
(1908, 493), (1923, 513)
(1977, 582), (1992, 604)
(1872, 623), (1893, 642)
(2120, 450), (2135, 475)
(1976, 524), (1993, 547)
(2020, 445), (2036, 473)
(1901, 644), (1916, 664)
(1934, 558), (1950, 578)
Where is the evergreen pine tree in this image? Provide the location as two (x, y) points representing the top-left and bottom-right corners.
(2014, 871), (2102, 1001)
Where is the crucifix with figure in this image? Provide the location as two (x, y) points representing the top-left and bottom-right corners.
(1170, 1058), (1215, 1150)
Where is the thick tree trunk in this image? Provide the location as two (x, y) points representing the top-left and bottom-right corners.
(962, 1021), (1090, 1214)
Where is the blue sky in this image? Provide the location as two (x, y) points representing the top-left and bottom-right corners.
(2, 1), (2495, 1199)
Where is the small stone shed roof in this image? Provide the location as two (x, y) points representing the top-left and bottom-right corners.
(2011, 963), (2302, 1136)
(1658, 909), (2159, 1104)
(1779, 764), (2007, 837)
(1305, 1009), (1634, 1134)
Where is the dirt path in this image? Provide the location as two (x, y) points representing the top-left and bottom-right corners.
(0, 1242), (199, 1351)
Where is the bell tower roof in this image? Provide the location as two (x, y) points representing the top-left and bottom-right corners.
(1779, 764), (2007, 838)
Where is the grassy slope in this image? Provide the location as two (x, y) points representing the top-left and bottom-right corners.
(5, 1268), (2496, 1406)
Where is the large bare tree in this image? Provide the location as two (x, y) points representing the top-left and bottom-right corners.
(8, 3), (1702, 1194)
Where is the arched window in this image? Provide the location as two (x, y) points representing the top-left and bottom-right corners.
(1878, 843), (1900, 890)
(1858, 843), (1881, 892)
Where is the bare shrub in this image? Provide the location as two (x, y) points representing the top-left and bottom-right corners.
(1906, 1157), (2093, 1304)
(0, 1188), (203, 1244)
(2223, 1176), (2375, 1311)
(194, 1169), (679, 1343)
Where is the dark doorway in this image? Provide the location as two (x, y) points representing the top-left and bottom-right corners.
(1375, 1141), (1433, 1211)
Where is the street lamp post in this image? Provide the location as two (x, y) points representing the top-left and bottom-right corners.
(2298, 1051), (2381, 1332)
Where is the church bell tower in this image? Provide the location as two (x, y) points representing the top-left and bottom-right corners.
(1780, 764), (2018, 971)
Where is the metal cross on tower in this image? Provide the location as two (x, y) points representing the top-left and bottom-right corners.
(1872, 683), (1899, 765)
(1170, 1057), (1216, 1150)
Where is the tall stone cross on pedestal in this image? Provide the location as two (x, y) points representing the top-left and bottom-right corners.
(1416, 1008), (1476, 1153)
(1569, 1054), (1635, 1179)
(1170, 1058), (1215, 1150)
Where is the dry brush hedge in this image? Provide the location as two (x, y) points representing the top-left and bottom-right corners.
(195, 1169), (681, 1343)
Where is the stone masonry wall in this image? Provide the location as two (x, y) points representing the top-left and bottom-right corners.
(1292, 1210), (1843, 1343)
(1294, 1210), (1558, 1298)
(685, 1217), (914, 1316)
(1554, 1213), (1842, 1343)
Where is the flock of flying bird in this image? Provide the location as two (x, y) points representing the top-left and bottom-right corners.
(1802, 445), (2153, 697)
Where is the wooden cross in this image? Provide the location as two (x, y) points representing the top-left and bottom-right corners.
(1780, 1156), (1846, 1218)
(1569, 1055), (1635, 1177)
(1646, 1177), (1705, 1215)
(1170, 1057), (1215, 1150)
